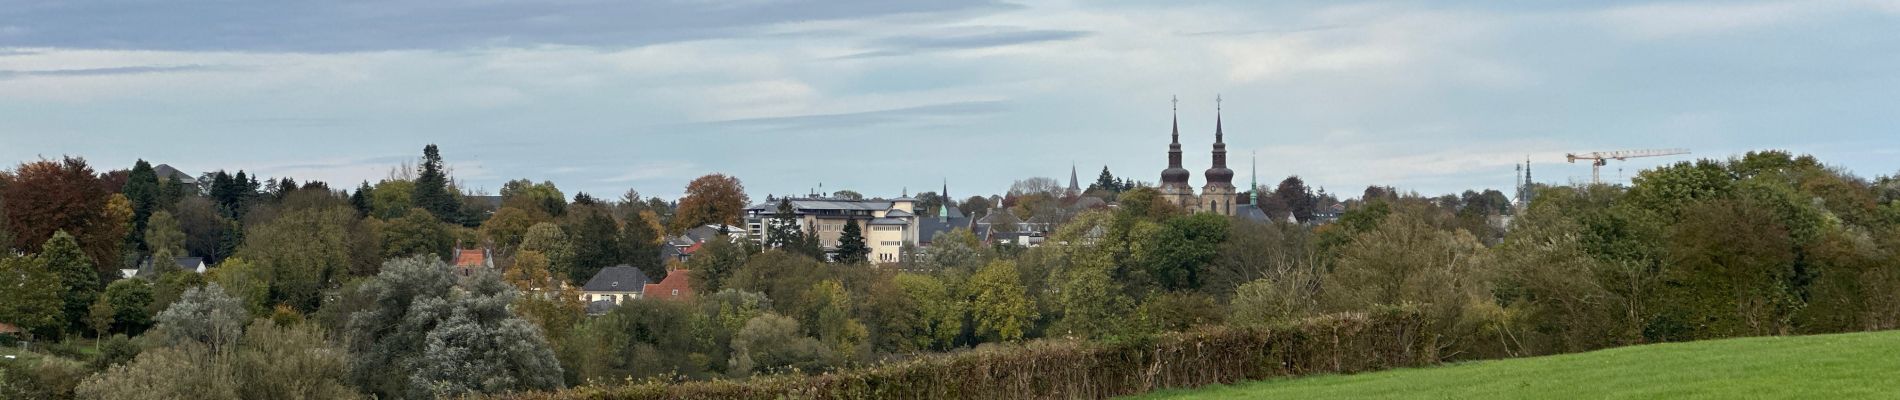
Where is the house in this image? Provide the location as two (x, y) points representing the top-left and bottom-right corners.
(579, 266), (649, 309)
(0, 322), (22, 337)
(450, 248), (494, 277)
(660, 224), (743, 264)
(643, 268), (693, 301)
(130, 257), (208, 278)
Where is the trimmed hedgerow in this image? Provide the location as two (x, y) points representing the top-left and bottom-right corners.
(491, 308), (1429, 400)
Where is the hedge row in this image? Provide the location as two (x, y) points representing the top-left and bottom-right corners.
(492, 309), (1432, 400)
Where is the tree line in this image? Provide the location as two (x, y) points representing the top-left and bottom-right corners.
(5, 149), (1900, 399)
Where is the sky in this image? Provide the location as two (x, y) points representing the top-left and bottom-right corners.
(3, 0), (1899, 201)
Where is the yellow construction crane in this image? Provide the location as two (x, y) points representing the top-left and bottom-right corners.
(1565, 148), (1690, 184)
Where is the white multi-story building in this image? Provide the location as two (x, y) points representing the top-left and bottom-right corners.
(744, 192), (969, 264)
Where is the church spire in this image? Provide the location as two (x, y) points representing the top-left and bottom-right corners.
(1161, 95), (1191, 187)
(1251, 151), (1258, 205)
(939, 179), (949, 222)
(1068, 162), (1081, 194)
(1204, 94), (1233, 186)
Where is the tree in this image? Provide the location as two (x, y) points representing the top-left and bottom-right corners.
(3, 157), (123, 276)
(687, 237), (750, 294)
(562, 204), (621, 283)
(124, 159), (161, 253)
(501, 179), (567, 218)
(370, 180), (415, 220)
(914, 191), (945, 218)
(413, 144), (461, 222)
(77, 318), (361, 400)
(232, 319), (360, 400)
(834, 219), (869, 264)
(350, 181), (374, 217)
(239, 206), (374, 311)
(520, 222), (576, 284)
(727, 313), (837, 378)
(764, 199), (802, 250)
(565, 298), (712, 382)
(211, 257), (270, 316)
(803, 280), (867, 359)
(1051, 264), (1131, 339)
(40, 231), (99, 336)
(830, 190), (863, 200)
(1139, 213), (1230, 292)
(966, 260), (1035, 342)
(145, 210), (187, 262)
(892, 274), (961, 351)
(1275, 176), (1316, 223)
(672, 174), (749, 233)
(153, 284), (250, 352)
(482, 207), (538, 252)
(382, 208), (453, 260)
(959, 195), (994, 220)
(90, 278), (156, 336)
(175, 197), (236, 264)
(0, 255), (63, 338)
(617, 208), (665, 279)
(345, 256), (562, 398)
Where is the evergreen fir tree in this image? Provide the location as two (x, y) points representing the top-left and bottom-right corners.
(350, 181), (374, 217)
(765, 199), (801, 250)
(834, 219), (869, 264)
(123, 160), (160, 253)
(413, 144), (460, 222)
(617, 209), (664, 280)
(1089, 166), (1118, 194)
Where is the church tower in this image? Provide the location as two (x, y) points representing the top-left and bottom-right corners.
(1200, 96), (1238, 216)
(1158, 96), (1197, 211)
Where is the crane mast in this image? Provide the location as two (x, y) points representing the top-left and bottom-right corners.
(1565, 148), (1690, 184)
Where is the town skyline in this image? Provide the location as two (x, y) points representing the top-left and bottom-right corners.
(7, 1), (1899, 199)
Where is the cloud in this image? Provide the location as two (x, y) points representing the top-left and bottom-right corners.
(699, 100), (1009, 132)
(1594, 1), (1862, 38)
(602, 162), (698, 183)
(838, 27), (1091, 59)
(0, 64), (233, 79)
(1, 0), (1015, 52)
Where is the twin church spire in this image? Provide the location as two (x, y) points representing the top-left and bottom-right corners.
(1159, 95), (1240, 216)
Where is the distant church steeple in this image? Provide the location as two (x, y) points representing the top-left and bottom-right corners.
(1204, 95), (1234, 187)
(1068, 162), (1081, 195)
(1160, 96), (1191, 189)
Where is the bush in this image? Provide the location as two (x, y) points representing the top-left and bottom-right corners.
(487, 309), (1430, 400)
(1, 356), (89, 400)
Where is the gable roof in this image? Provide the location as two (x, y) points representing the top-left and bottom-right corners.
(452, 248), (489, 267)
(643, 269), (693, 301)
(581, 266), (650, 292)
(152, 164), (197, 183)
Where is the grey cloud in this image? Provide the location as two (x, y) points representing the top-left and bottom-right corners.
(839, 28), (1090, 59)
(702, 100), (1008, 131)
(0, 64), (234, 79)
(1, 0), (1016, 52)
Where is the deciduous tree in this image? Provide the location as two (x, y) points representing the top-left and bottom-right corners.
(672, 174), (749, 233)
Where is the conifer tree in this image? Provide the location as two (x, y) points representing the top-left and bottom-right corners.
(413, 144), (460, 222)
(617, 209), (664, 279)
(350, 181), (373, 217)
(123, 160), (160, 252)
(834, 219), (869, 264)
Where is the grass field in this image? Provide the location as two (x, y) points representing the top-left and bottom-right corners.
(1130, 331), (1900, 399)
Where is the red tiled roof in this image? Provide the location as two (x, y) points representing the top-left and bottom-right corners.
(643, 270), (693, 301)
(682, 242), (704, 255)
(454, 249), (488, 267)
(0, 323), (21, 334)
